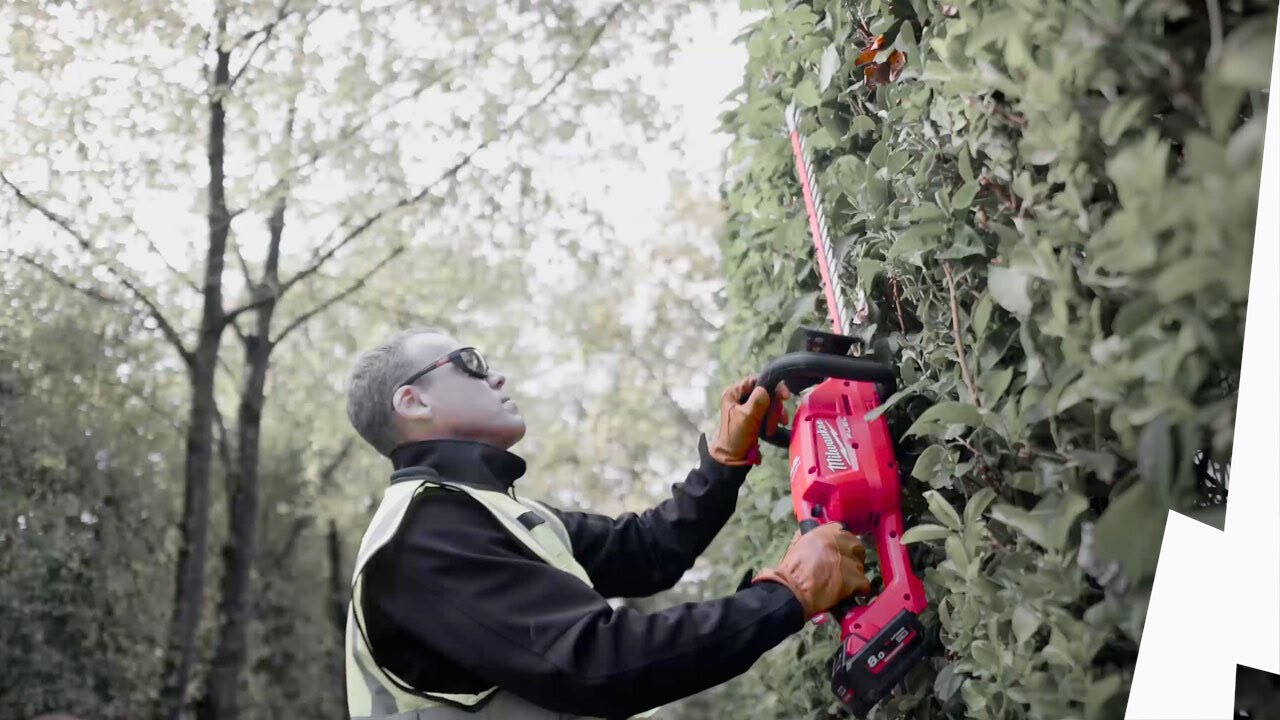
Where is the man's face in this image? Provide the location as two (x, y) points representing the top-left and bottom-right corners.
(392, 332), (526, 450)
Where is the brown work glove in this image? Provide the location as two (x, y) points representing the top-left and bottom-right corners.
(707, 375), (792, 467)
(751, 523), (871, 617)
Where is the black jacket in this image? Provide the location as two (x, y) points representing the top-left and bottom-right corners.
(360, 435), (805, 719)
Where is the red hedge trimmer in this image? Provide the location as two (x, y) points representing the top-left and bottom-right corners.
(748, 102), (930, 717)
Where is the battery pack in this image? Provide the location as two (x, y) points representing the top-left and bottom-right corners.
(829, 609), (930, 716)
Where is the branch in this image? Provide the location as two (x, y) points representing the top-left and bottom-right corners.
(271, 245), (406, 345)
(138, 229), (201, 294)
(107, 377), (187, 433)
(212, 402), (235, 472)
(632, 354), (704, 437)
(228, 0), (296, 87)
(890, 274), (907, 332)
(943, 261), (980, 408)
(231, 239), (255, 288)
(3, 250), (123, 305)
(316, 437), (356, 492)
(1, 172), (195, 369)
(277, 0), (625, 295)
(343, 297), (462, 333)
(269, 515), (315, 567)
(1205, 0), (1224, 69)
(230, 66), (455, 221)
(223, 291), (276, 323)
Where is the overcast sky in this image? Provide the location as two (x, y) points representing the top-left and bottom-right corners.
(2, 3), (758, 285)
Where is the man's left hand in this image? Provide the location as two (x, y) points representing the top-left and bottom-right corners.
(708, 375), (791, 467)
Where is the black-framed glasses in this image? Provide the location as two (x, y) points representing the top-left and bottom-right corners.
(398, 347), (490, 392)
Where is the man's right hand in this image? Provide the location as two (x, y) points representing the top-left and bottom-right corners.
(751, 523), (871, 617)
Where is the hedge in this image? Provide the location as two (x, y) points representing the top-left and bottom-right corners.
(708, 0), (1273, 718)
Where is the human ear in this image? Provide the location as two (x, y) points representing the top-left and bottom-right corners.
(392, 386), (433, 421)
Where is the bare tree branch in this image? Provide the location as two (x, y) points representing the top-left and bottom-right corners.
(137, 229), (201, 294)
(230, 239), (255, 287)
(943, 261), (980, 407)
(223, 292), (277, 323)
(316, 437), (356, 493)
(228, 0), (297, 87)
(268, 516), (315, 567)
(272, 245), (406, 345)
(632, 353), (704, 437)
(212, 403), (235, 473)
(277, 1), (624, 295)
(1, 172), (195, 369)
(229, 68), (457, 222)
(106, 377), (187, 433)
(3, 250), (123, 305)
(342, 296), (460, 333)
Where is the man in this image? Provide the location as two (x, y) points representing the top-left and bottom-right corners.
(343, 327), (871, 719)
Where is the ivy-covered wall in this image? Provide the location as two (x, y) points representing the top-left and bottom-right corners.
(708, 0), (1273, 718)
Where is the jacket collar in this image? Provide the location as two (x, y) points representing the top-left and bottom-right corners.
(388, 438), (527, 492)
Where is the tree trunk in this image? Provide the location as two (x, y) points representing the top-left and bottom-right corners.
(327, 518), (348, 718)
(155, 18), (232, 720)
(202, 196), (284, 720)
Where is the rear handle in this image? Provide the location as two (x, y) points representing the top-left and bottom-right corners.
(745, 351), (898, 448)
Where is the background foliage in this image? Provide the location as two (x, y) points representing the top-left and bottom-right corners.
(702, 0), (1273, 718)
(1, 1), (732, 718)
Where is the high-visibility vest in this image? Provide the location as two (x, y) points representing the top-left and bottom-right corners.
(345, 473), (658, 719)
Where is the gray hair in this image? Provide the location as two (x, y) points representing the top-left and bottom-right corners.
(346, 326), (448, 457)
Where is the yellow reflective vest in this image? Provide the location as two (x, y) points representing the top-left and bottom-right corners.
(345, 474), (658, 719)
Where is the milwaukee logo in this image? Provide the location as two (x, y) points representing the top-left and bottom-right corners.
(836, 416), (860, 470)
(816, 419), (850, 472)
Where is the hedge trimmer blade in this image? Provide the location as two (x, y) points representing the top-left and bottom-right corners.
(785, 101), (869, 338)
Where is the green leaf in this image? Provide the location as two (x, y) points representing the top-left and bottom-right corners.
(905, 401), (984, 437)
(807, 126), (837, 150)
(951, 180), (981, 209)
(971, 639), (1001, 670)
(1012, 604), (1040, 644)
(910, 202), (948, 222)
(793, 78), (822, 108)
(911, 444), (953, 488)
(1213, 15), (1277, 90)
(934, 661), (965, 702)
(901, 523), (952, 544)
(937, 226), (986, 259)
(819, 43), (841, 91)
(865, 377), (927, 421)
(989, 491), (1089, 551)
(961, 678), (989, 711)
(925, 489), (964, 531)
(945, 533), (970, 569)
(1040, 627), (1077, 668)
(849, 115), (877, 136)
(890, 222), (948, 257)
(973, 293), (995, 336)
(771, 495), (795, 521)
(987, 266), (1033, 316)
(1086, 673), (1124, 720)
(980, 366), (1014, 407)
(1154, 256), (1215, 302)
(964, 487), (998, 525)
(1090, 480), (1170, 585)
(1137, 416), (1174, 496)
(958, 148), (975, 183)
(1099, 96), (1149, 146)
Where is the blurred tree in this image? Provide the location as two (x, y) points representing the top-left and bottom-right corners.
(0, 258), (183, 720)
(1, 0), (715, 718)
